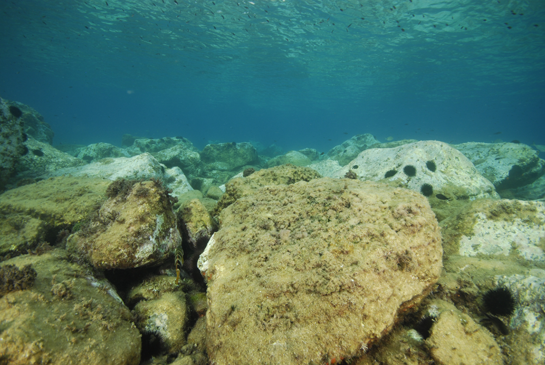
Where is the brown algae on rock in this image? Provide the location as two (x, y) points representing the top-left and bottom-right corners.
(67, 179), (182, 269)
(202, 177), (443, 365)
(0, 249), (141, 365)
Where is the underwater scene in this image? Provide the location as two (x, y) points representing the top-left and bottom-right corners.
(1, 0), (545, 364)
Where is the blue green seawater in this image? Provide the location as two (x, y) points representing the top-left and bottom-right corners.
(0, 0), (544, 152)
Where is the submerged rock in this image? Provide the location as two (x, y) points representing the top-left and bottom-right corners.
(427, 302), (503, 365)
(200, 142), (258, 171)
(3, 98), (54, 144)
(0, 176), (110, 256)
(454, 142), (545, 191)
(441, 199), (545, 261)
(326, 133), (380, 166)
(67, 180), (182, 269)
(15, 136), (87, 180)
(334, 140), (499, 201)
(35, 153), (193, 197)
(0, 249), (141, 365)
(213, 164), (322, 216)
(75, 142), (129, 162)
(200, 177), (442, 365)
(0, 97), (28, 191)
(266, 150), (312, 167)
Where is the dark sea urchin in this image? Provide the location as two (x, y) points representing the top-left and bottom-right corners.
(483, 286), (516, 316)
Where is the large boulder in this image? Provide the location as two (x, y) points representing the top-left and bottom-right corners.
(3, 98), (54, 144)
(75, 142), (129, 162)
(213, 164), (322, 216)
(454, 142), (545, 191)
(200, 142), (258, 171)
(198, 178), (442, 365)
(266, 150), (312, 168)
(126, 137), (198, 155)
(36, 153), (193, 198)
(440, 199), (545, 261)
(0, 249), (141, 364)
(0, 176), (110, 256)
(15, 136), (86, 180)
(326, 133), (380, 166)
(67, 179), (182, 269)
(0, 98), (27, 191)
(152, 144), (201, 175)
(334, 140), (500, 201)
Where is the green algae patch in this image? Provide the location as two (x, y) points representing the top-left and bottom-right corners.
(0, 249), (141, 365)
(0, 176), (110, 256)
(202, 177), (443, 365)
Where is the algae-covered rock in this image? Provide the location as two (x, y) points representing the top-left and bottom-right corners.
(266, 150), (312, 167)
(76, 142), (129, 162)
(0, 97), (28, 191)
(127, 137), (198, 155)
(428, 305), (503, 365)
(213, 164), (322, 216)
(326, 133), (380, 166)
(200, 142), (258, 170)
(177, 199), (217, 250)
(133, 290), (189, 354)
(0, 176), (111, 255)
(440, 199), (545, 262)
(334, 140), (499, 201)
(454, 142), (545, 191)
(200, 177), (442, 365)
(67, 180), (182, 269)
(0, 249), (141, 365)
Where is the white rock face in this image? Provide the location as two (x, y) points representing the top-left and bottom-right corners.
(333, 140), (499, 200)
(40, 153), (193, 196)
(308, 159), (342, 177)
(458, 201), (545, 262)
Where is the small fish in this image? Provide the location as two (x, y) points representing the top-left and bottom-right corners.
(494, 131), (502, 135)
(386, 136), (393, 141)
(435, 194), (450, 201)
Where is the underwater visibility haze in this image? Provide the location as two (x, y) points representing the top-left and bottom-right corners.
(0, 0), (544, 150)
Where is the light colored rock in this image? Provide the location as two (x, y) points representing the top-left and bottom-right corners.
(0, 249), (141, 365)
(454, 142), (545, 190)
(202, 178), (442, 365)
(67, 180), (182, 269)
(133, 291), (189, 353)
(267, 150), (311, 167)
(126, 137), (198, 155)
(428, 305), (503, 365)
(206, 186), (224, 200)
(76, 142), (129, 162)
(441, 199), (545, 261)
(326, 133), (380, 165)
(36, 153), (193, 197)
(308, 159), (342, 177)
(334, 140), (499, 200)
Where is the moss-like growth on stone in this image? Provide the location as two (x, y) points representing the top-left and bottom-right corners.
(0, 264), (37, 297)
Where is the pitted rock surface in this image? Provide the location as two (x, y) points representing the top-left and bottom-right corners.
(202, 177), (442, 365)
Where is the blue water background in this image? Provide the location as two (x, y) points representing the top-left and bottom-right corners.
(1, 0), (544, 153)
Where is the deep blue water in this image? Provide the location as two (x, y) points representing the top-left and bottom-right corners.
(1, 0), (544, 152)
